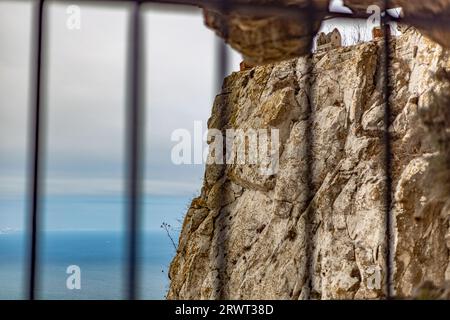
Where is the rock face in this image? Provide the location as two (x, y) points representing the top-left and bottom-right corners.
(202, 0), (450, 65)
(203, 0), (328, 65)
(168, 30), (450, 299)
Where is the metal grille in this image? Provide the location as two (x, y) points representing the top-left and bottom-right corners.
(23, 0), (410, 300)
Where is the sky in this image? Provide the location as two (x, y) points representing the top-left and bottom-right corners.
(0, 0), (397, 231)
(0, 1), (242, 231)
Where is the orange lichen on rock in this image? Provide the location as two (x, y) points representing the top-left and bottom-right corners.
(372, 26), (392, 39)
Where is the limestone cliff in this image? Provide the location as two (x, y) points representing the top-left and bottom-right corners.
(168, 29), (450, 299)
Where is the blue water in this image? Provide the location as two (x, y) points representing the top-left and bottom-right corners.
(0, 231), (178, 299)
(0, 195), (191, 232)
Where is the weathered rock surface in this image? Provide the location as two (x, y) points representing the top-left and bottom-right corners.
(202, 0), (450, 65)
(203, 0), (328, 65)
(168, 30), (450, 299)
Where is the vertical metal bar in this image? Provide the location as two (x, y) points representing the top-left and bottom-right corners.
(216, 26), (228, 94)
(27, 0), (45, 300)
(382, 0), (393, 299)
(214, 0), (229, 300)
(303, 0), (315, 300)
(126, 0), (144, 300)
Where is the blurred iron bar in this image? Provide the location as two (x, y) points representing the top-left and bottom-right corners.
(382, 0), (393, 299)
(52, 0), (450, 29)
(216, 31), (228, 93)
(215, 0), (229, 91)
(213, 0), (229, 300)
(27, 0), (45, 301)
(303, 0), (315, 300)
(125, 0), (144, 300)
(54, 0), (340, 19)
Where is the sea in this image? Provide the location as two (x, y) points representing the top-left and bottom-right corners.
(0, 195), (191, 300)
(0, 230), (178, 300)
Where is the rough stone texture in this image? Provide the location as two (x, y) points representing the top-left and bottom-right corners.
(168, 30), (450, 299)
(203, 0), (328, 65)
(202, 0), (450, 65)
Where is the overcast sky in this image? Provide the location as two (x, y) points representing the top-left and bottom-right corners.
(0, 1), (243, 230)
(0, 0), (242, 196)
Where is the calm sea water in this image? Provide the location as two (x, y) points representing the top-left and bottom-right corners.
(0, 231), (177, 299)
(0, 194), (191, 299)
